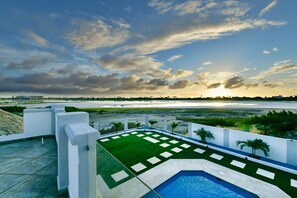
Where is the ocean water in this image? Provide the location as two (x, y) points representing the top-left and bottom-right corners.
(25, 100), (297, 109)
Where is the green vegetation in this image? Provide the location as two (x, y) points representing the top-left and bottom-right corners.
(170, 122), (179, 134)
(148, 120), (157, 128)
(236, 139), (270, 157)
(98, 131), (297, 197)
(99, 121), (142, 135)
(194, 128), (215, 143)
(246, 110), (297, 136)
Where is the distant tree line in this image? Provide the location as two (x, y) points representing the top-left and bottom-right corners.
(6, 95), (295, 101)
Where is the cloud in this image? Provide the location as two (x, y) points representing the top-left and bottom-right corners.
(95, 53), (170, 77)
(167, 54), (183, 62)
(263, 47), (279, 54)
(259, 0), (278, 17)
(207, 82), (221, 89)
(132, 19), (286, 54)
(245, 83), (259, 88)
(148, 0), (249, 17)
(169, 79), (190, 89)
(169, 69), (193, 79)
(250, 60), (297, 80)
(0, 71), (171, 95)
(263, 50), (271, 54)
(148, 0), (174, 14)
(224, 76), (245, 89)
(203, 61), (213, 66)
(263, 83), (281, 88)
(26, 31), (49, 47)
(6, 55), (55, 70)
(67, 18), (130, 50)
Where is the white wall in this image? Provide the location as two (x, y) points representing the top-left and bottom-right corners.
(191, 123), (225, 146)
(24, 109), (52, 136)
(189, 123), (296, 166)
(229, 129), (287, 163)
(68, 139), (79, 198)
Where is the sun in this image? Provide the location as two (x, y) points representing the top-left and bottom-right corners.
(208, 85), (229, 97)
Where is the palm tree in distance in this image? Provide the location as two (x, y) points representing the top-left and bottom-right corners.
(194, 128), (215, 143)
(112, 122), (123, 133)
(149, 120), (157, 129)
(236, 138), (270, 157)
(170, 122), (179, 134)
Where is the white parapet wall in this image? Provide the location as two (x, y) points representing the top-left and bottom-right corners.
(24, 105), (65, 137)
(24, 108), (52, 136)
(189, 122), (297, 166)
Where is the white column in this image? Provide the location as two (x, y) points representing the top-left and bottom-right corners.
(145, 114), (149, 127)
(56, 112), (89, 192)
(124, 118), (128, 130)
(93, 121), (99, 130)
(223, 128), (230, 148)
(66, 123), (100, 198)
(188, 122), (193, 138)
(163, 118), (167, 131)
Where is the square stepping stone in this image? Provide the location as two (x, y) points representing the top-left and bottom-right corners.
(193, 148), (205, 154)
(111, 170), (129, 182)
(112, 136), (120, 139)
(169, 140), (179, 144)
(131, 163), (146, 172)
(171, 147), (183, 153)
(131, 132), (138, 134)
(147, 157), (161, 164)
(144, 137), (159, 143)
(152, 134), (160, 137)
(180, 144), (191, 148)
(160, 151), (173, 158)
(256, 168), (275, 179)
(160, 143), (170, 148)
(122, 134), (129, 137)
(210, 153), (224, 160)
(145, 132), (152, 135)
(230, 160), (246, 169)
(100, 138), (109, 142)
(137, 134), (145, 137)
(160, 137), (169, 140)
(291, 179), (297, 188)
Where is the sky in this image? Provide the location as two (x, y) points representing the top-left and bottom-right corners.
(0, 0), (296, 98)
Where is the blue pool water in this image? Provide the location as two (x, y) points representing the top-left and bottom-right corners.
(144, 171), (259, 198)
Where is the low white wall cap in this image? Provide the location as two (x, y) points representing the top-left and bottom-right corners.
(24, 108), (52, 113)
(65, 123), (100, 145)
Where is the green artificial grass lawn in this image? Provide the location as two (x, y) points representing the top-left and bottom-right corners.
(97, 130), (297, 197)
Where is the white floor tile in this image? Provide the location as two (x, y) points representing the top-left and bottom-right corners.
(137, 134), (145, 137)
(160, 137), (169, 140)
(193, 148), (205, 154)
(152, 134), (160, 137)
(131, 163), (147, 172)
(256, 168), (275, 179)
(169, 140), (179, 144)
(160, 151), (173, 158)
(147, 157), (161, 164)
(112, 136), (120, 139)
(160, 143), (170, 148)
(144, 137), (159, 143)
(230, 160), (246, 169)
(210, 153), (224, 160)
(111, 170), (129, 182)
(291, 179), (297, 188)
(100, 138), (109, 142)
(180, 144), (191, 148)
(171, 147), (183, 153)
(122, 134), (129, 137)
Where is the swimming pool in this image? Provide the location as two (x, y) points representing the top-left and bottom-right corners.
(144, 171), (259, 198)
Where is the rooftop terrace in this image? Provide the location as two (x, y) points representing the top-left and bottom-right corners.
(0, 136), (66, 198)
